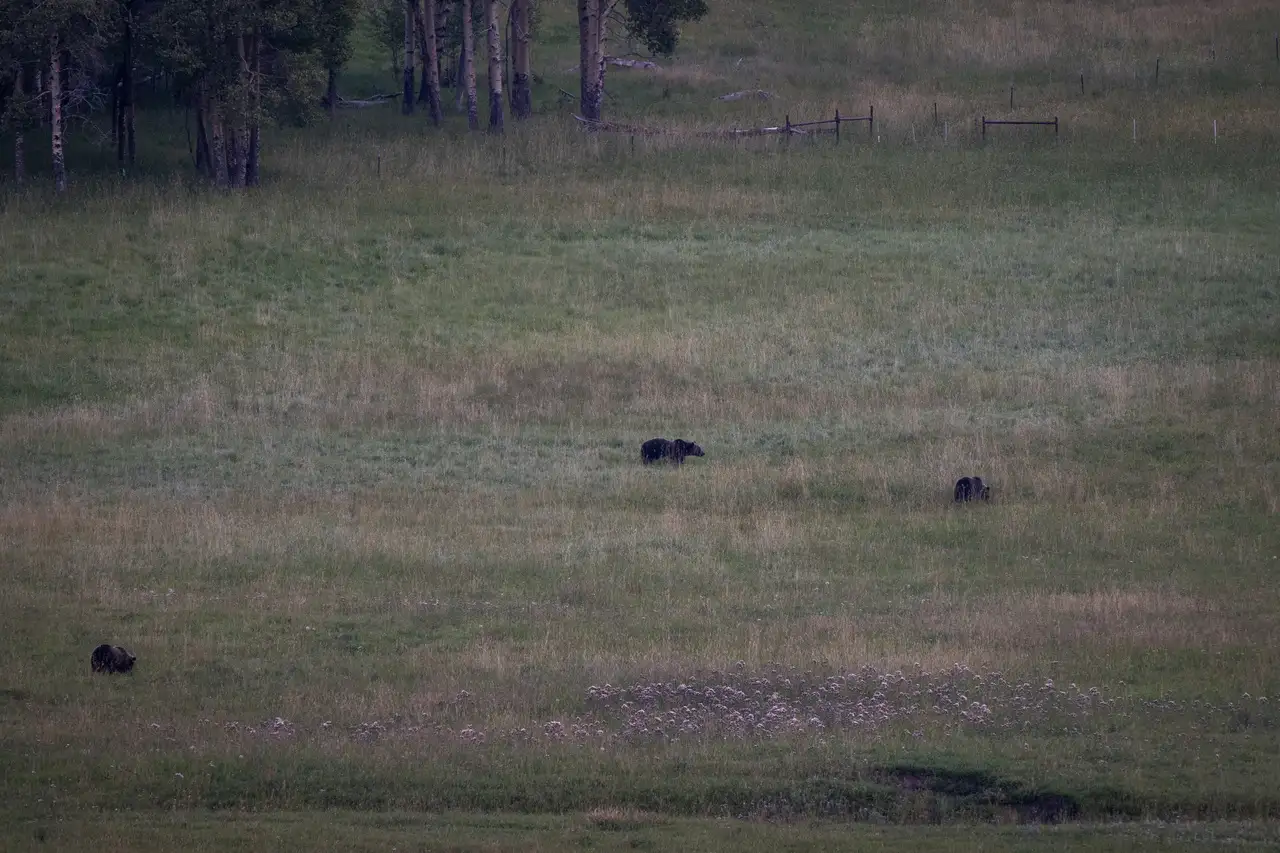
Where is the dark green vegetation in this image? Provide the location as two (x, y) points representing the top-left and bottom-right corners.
(3, 0), (1279, 849)
(9, 812), (1279, 853)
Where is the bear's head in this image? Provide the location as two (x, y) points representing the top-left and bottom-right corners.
(676, 440), (705, 458)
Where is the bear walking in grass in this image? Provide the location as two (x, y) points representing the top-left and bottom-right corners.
(91, 644), (136, 674)
(954, 476), (991, 502)
(641, 438), (705, 465)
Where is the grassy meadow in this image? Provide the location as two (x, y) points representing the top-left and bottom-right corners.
(2, 0), (1279, 849)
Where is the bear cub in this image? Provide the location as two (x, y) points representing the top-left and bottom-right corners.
(641, 438), (705, 465)
(91, 644), (136, 674)
(954, 476), (992, 502)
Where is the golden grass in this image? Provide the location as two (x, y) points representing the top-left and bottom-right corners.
(854, 0), (1279, 72)
(4, 439), (1269, 686)
(616, 0), (1280, 145)
(4, 338), (1274, 445)
(920, 587), (1232, 659)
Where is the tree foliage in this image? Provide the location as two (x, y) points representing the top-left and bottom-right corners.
(1, 0), (115, 120)
(622, 0), (707, 57)
(319, 0), (361, 72)
(0, 0), (713, 189)
(362, 0), (405, 75)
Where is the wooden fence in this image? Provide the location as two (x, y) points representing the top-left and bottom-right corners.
(574, 107), (1067, 145)
(779, 107), (874, 142)
(981, 115), (1059, 139)
(572, 107), (874, 141)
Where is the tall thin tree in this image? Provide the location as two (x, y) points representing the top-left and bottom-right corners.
(460, 0), (477, 129)
(118, 0), (136, 166)
(325, 66), (338, 117)
(50, 35), (66, 192)
(485, 0), (502, 131)
(208, 98), (228, 188)
(577, 0), (602, 122)
(452, 1), (464, 112)
(227, 32), (252, 188)
(194, 83), (209, 172)
(245, 30), (260, 186)
(421, 0), (442, 124)
(12, 69), (25, 184)
(414, 0), (429, 105)
(320, 0), (359, 118)
(402, 0), (415, 113)
(510, 0), (531, 120)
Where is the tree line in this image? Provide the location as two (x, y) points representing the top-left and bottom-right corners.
(0, 0), (707, 193)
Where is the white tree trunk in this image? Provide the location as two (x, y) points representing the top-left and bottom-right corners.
(208, 100), (229, 188)
(511, 0), (531, 120)
(578, 0), (603, 121)
(461, 0), (478, 129)
(402, 1), (416, 113)
(12, 71), (24, 184)
(247, 33), (261, 187)
(486, 0), (503, 132)
(423, 0), (442, 124)
(51, 35), (67, 193)
(228, 33), (250, 188)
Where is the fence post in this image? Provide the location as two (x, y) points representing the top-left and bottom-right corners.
(1155, 57), (1160, 86)
(1054, 116), (1059, 137)
(1080, 72), (1084, 95)
(981, 115), (986, 140)
(834, 109), (840, 144)
(869, 104), (874, 140)
(933, 101), (938, 126)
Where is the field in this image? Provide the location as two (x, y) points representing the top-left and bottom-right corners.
(2, 0), (1279, 849)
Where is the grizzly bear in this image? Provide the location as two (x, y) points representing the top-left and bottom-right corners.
(641, 438), (705, 465)
(953, 476), (991, 502)
(91, 644), (136, 674)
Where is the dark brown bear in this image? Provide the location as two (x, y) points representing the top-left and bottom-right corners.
(91, 644), (136, 674)
(954, 476), (992, 502)
(641, 438), (705, 465)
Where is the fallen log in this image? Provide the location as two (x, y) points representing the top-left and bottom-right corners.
(336, 93), (401, 108)
(716, 89), (773, 102)
(572, 114), (807, 138)
(607, 57), (658, 70)
(564, 57), (660, 73)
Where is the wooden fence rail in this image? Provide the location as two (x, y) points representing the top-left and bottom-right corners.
(981, 115), (1059, 139)
(573, 107), (875, 142)
(572, 108), (1064, 146)
(782, 107), (874, 142)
